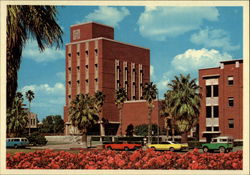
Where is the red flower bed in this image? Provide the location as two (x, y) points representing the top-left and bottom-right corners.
(6, 148), (242, 169)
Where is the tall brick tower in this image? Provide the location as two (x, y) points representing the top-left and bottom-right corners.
(199, 60), (243, 142)
(64, 22), (150, 135)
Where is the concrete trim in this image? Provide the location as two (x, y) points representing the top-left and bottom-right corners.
(66, 37), (150, 50)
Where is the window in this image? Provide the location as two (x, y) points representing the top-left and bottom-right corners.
(206, 86), (211, 97)
(228, 119), (234, 128)
(213, 85), (219, 97)
(213, 106), (219, 118)
(206, 106), (212, 118)
(228, 76), (234, 85)
(85, 50), (89, 55)
(214, 127), (219, 131)
(206, 127), (212, 131)
(228, 97), (234, 107)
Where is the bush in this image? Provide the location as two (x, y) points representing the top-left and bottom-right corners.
(26, 132), (47, 146)
(188, 141), (202, 148)
(7, 149), (243, 169)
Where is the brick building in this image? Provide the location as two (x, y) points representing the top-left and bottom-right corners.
(199, 60), (243, 142)
(64, 22), (163, 135)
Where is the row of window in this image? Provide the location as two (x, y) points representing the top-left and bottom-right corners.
(206, 119), (234, 131)
(206, 76), (235, 98)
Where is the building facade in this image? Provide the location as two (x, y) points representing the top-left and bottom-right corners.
(199, 60), (243, 142)
(63, 22), (163, 135)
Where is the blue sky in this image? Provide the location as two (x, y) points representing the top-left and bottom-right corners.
(17, 6), (243, 121)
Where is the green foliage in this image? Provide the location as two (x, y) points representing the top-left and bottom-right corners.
(69, 94), (99, 131)
(188, 141), (202, 148)
(26, 132), (47, 145)
(115, 88), (127, 109)
(163, 74), (201, 141)
(134, 124), (160, 136)
(40, 115), (64, 133)
(7, 92), (28, 137)
(7, 6), (63, 109)
(142, 82), (158, 106)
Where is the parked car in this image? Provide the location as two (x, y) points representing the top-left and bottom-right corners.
(104, 141), (142, 151)
(6, 138), (29, 148)
(202, 136), (234, 153)
(147, 141), (189, 151)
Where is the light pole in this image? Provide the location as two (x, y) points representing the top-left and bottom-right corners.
(157, 93), (160, 144)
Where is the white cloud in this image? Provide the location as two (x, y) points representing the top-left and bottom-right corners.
(190, 28), (240, 51)
(84, 6), (130, 27)
(150, 65), (155, 79)
(155, 48), (233, 96)
(56, 72), (65, 80)
(21, 83), (65, 96)
(23, 40), (65, 62)
(137, 7), (219, 41)
(171, 48), (233, 72)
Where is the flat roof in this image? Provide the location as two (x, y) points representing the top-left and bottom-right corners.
(66, 37), (150, 50)
(220, 59), (243, 63)
(70, 21), (114, 29)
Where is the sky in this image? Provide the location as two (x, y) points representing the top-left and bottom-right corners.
(17, 6), (243, 121)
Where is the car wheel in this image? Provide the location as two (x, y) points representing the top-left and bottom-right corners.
(219, 146), (225, 153)
(124, 147), (129, 151)
(14, 144), (18, 149)
(203, 147), (209, 153)
(151, 146), (156, 151)
(169, 147), (174, 152)
(107, 146), (112, 150)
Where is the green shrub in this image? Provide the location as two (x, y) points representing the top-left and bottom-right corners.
(188, 141), (202, 148)
(26, 132), (47, 146)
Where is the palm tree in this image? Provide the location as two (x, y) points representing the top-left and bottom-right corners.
(7, 93), (28, 137)
(94, 91), (106, 136)
(142, 82), (158, 144)
(166, 74), (201, 143)
(25, 90), (35, 136)
(69, 94), (99, 148)
(7, 5), (63, 109)
(115, 88), (127, 136)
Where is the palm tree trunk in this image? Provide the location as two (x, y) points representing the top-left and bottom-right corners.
(82, 128), (87, 148)
(181, 132), (188, 143)
(148, 107), (152, 144)
(119, 107), (122, 136)
(28, 102), (31, 136)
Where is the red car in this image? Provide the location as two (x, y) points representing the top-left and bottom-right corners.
(104, 142), (142, 151)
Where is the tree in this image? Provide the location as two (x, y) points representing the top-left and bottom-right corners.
(69, 94), (99, 148)
(25, 90), (35, 136)
(165, 74), (201, 143)
(115, 88), (127, 136)
(134, 124), (160, 137)
(94, 91), (106, 136)
(142, 82), (158, 144)
(125, 124), (134, 136)
(7, 92), (28, 137)
(40, 115), (64, 134)
(7, 6), (63, 109)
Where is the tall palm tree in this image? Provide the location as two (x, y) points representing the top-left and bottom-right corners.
(7, 93), (28, 137)
(69, 94), (99, 148)
(115, 88), (127, 136)
(7, 5), (63, 109)
(94, 91), (106, 136)
(142, 82), (158, 144)
(25, 90), (35, 136)
(166, 74), (201, 143)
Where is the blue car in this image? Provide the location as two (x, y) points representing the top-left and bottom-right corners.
(6, 138), (29, 148)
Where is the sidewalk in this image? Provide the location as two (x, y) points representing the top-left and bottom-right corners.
(28, 142), (103, 150)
